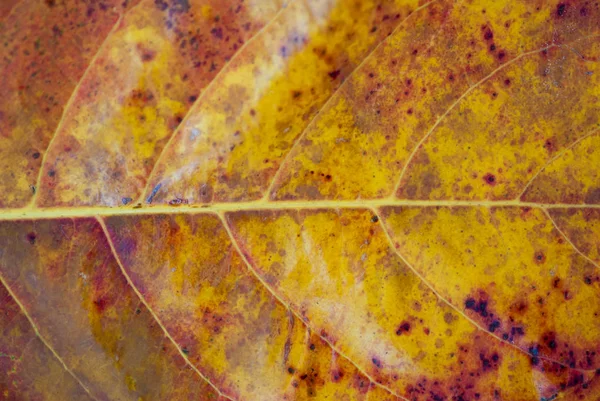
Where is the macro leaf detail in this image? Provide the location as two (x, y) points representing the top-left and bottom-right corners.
(1, 0), (600, 400)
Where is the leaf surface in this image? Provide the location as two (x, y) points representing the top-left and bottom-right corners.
(1, 0), (600, 400)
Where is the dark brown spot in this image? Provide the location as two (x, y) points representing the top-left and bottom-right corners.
(328, 70), (341, 79)
(211, 27), (223, 39)
(544, 139), (556, 152)
(396, 321), (411, 335)
(483, 173), (496, 185)
(557, 3), (567, 17)
(26, 232), (36, 245)
(483, 29), (494, 40)
(32, 152), (40, 159)
(371, 215), (379, 223)
(93, 297), (108, 313)
(141, 51), (156, 62)
(534, 251), (546, 264)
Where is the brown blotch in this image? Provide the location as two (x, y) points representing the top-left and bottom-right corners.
(557, 3), (567, 17)
(396, 321), (411, 335)
(483, 173), (496, 186)
(483, 28), (494, 40)
(328, 70), (341, 79)
(534, 251), (546, 264)
(585, 188), (600, 204)
(544, 139), (556, 152)
(26, 232), (36, 245)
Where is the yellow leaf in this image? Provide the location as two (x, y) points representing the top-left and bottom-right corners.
(0, 0), (599, 400)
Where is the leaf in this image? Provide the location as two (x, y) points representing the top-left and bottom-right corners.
(0, 0), (599, 400)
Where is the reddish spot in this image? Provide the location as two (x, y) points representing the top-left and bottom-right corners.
(534, 251), (546, 264)
(483, 173), (496, 185)
(490, 44), (496, 51)
(483, 28), (494, 40)
(396, 321), (411, 335)
(328, 70), (341, 79)
(331, 370), (344, 382)
(371, 357), (382, 368)
(210, 27), (223, 39)
(544, 139), (556, 152)
(520, 207), (532, 218)
(93, 296), (108, 313)
(504, 79), (511, 86)
(26, 232), (36, 245)
(497, 51), (506, 60)
(407, 108), (413, 115)
(141, 51), (156, 62)
(510, 300), (529, 315)
(353, 373), (370, 394)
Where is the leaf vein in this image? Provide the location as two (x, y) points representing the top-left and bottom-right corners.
(375, 206), (596, 372)
(139, 0), (290, 205)
(264, 0), (438, 200)
(219, 212), (408, 401)
(97, 216), (236, 401)
(29, 7), (131, 207)
(0, 274), (100, 401)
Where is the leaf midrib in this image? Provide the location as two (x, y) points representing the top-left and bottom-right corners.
(0, 199), (598, 221)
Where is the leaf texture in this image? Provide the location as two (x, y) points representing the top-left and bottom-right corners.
(1, 0), (600, 400)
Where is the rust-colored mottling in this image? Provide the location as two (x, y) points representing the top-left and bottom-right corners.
(0, 0), (141, 208)
(381, 206), (600, 370)
(522, 132), (600, 204)
(142, 0), (420, 204)
(227, 208), (593, 400)
(0, 0), (599, 399)
(36, 0), (281, 207)
(104, 212), (396, 400)
(0, 285), (95, 401)
(0, 218), (218, 400)
(271, 0), (600, 201)
(548, 208), (600, 266)
(0, 0), (20, 20)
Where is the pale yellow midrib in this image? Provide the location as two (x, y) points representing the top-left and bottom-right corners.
(0, 199), (598, 220)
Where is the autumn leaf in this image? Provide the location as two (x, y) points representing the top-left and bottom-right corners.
(1, 0), (600, 400)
